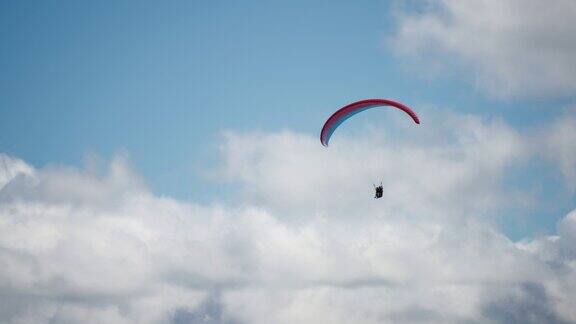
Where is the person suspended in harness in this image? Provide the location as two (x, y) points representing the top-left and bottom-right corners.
(374, 183), (383, 199)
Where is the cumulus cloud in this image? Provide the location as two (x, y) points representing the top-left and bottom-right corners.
(220, 112), (526, 218)
(0, 154), (34, 190)
(1, 112), (576, 323)
(537, 115), (576, 192)
(391, 0), (576, 98)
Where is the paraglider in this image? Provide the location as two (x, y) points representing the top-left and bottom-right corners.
(320, 99), (420, 198)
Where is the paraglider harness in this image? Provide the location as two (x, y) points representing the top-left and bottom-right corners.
(374, 183), (383, 199)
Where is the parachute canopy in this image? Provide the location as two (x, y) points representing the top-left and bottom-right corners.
(320, 99), (420, 146)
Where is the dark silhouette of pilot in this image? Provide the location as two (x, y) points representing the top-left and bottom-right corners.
(375, 185), (383, 199)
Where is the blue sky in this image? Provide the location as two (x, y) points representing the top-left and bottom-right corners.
(0, 3), (504, 174)
(3, 1), (576, 322)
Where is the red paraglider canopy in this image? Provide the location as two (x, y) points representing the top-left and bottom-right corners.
(320, 99), (420, 146)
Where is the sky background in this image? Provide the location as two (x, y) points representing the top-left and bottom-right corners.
(2, 0), (576, 323)
(2, 0), (573, 236)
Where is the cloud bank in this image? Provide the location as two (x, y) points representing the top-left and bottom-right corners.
(391, 0), (576, 98)
(1, 111), (576, 323)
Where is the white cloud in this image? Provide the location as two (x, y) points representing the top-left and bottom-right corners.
(1, 111), (576, 323)
(391, 0), (576, 98)
(538, 115), (576, 192)
(0, 154), (34, 190)
(220, 112), (526, 219)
